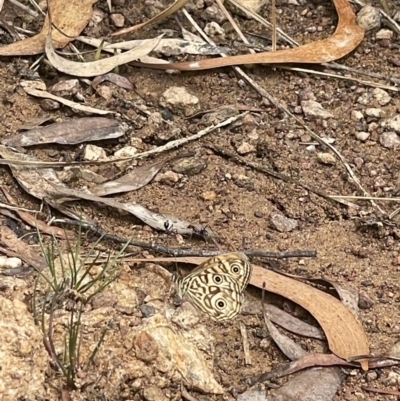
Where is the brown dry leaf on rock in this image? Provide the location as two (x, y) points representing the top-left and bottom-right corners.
(0, 0), (97, 56)
(2, 118), (129, 147)
(0, 226), (47, 270)
(135, 0), (364, 70)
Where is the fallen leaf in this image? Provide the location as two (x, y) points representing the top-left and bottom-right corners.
(77, 36), (230, 56)
(133, 256), (370, 365)
(91, 159), (166, 196)
(0, 0), (97, 56)
(22, 86), (114, 115)
(0, 187), (75, 240)
(48, 183), (215, 237)
(46, 30), (163, 77)
(0, 226), (47, 270)
(2, 118), (129, 147)
(92, 73), (134, 90)
(0, 145), (93, 222)
(134, 0), (364, 70)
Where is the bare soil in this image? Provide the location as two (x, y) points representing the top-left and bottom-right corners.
(0, 0), (399, 400)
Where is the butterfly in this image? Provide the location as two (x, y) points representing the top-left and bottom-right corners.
(172, 252), (252, 321)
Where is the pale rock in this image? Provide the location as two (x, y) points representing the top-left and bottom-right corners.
(83, 144), (108, 161)
(201, 190), (216, 201)
(269, 212), (298, 232)
(356, 5), (381, 30)
(50, 79), (80, 96)
(372, 88), (391, 106)
(237, 141), (255, 155)
(110, 13), (125, 27)
(383, 115), (400, 132)
(159, 87), (200, 117)
(357, 92), (373, 105)
(90, 8), (106, 25)
(171, 302), (200, 329)
(96, 85), (112, 101)
(0, 256), (22, 269)
(202, 5), (226, 23)
(204, 21), (225, 36)
(148, 112), (163, 125)
(351, 110), (364, 121)
(154, 170), (181, 186)
(317, 152), (336, 165)
(114, 146), (138, 158)
(143, 386), (168, 401)
(379, 132), (400, 149)
(301, 100), (333, 119)
(365, 108), (385, 118)
(355, 131), (370, 142)
(376, 29), (393, 40)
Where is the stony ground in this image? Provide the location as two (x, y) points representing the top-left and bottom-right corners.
(0, 0), (400, 400)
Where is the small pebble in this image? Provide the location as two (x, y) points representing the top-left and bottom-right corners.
(139, 304), (155, 318)
(317, 152), (336, 165)
(355, 131), (370, 142)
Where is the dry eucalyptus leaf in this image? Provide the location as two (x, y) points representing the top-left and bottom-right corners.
(22, 86), (114, 115)
(2, 118), (129, 147)
(0, 145), (92, 222)
(48, 183), (213, 236)
(92, 73), (133, 90)
(134, 0), (364, 71)
(0, 0), (97, 56)
(91, 159), (166, 196)
(46, 31), (163, 77)
(0, 226), (47, 270)
(77, 36), (230, 56)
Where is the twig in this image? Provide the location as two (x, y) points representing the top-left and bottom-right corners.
(226, 0), (298, 47)
(181, 385), (199, 401)
(182, 8), (383, 215)
(215, 0), (255, 54)
(271, 0), (276, 51)
(51, 218), (317, 259)
(126, 111), (248, 160)
(0, 201), (40, 213)
(240, 322), (252, 365)
(323, 61), (400, 87)
(206, 144), (359, 209)
(279, 65), (399, 92)
(9, 0), (38, 17)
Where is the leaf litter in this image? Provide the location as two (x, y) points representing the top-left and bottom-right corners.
(0, 0), (396, 399)
(2, 118), (129, 147)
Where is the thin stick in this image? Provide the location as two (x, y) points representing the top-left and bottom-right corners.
(271, 0), (276, 51)
(215, 0), (255, 54)
(9, 0), (38, 17)
(240, 322), (252, 365)
(50, 219), (318, 259)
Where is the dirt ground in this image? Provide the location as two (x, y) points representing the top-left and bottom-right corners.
(0, 0), (400, 400)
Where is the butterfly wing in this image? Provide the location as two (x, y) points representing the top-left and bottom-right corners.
(180, 272), (243, 321)
(205, 252), (252, 293)
(172, 252), (252, 321)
